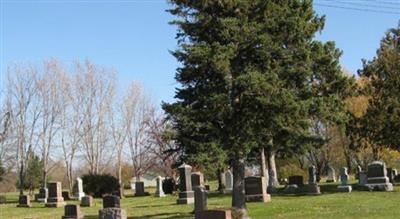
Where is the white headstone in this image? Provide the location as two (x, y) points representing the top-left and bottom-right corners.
(155, 176), (166, 197)
(225, 170), (233, 191)
(74, 177), (85, 201)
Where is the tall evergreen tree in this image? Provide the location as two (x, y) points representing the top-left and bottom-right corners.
(164, 0), (349, 214)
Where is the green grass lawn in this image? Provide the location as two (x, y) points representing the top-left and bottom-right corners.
(1, 182), (400, 219)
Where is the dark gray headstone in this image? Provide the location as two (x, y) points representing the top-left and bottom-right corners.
(80, 195), (93, 207)
(62, 191), (70, 201)
(194, 187), (207, 219)
(17, 195), (31, 208)
(191, 172), (204, 189)
(366, 161), (393, 191)
(134, 181), (146, 196)
(99, 208), (127, 219)
(244, 176), (270, 202)
(46, 182), (66, 207)
(62, 204), (83, 219)
(103, 195), (120, 208)
(288, 175), (304, 186)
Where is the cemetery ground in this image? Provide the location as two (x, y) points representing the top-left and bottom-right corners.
(2, 180), (400, 219)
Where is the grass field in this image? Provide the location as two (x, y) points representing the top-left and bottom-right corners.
(1, 181), (400, 219)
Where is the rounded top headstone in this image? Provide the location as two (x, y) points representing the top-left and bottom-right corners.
(178, 163), (192, 169)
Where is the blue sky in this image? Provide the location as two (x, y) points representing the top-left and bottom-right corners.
(1, 0), (399, 104)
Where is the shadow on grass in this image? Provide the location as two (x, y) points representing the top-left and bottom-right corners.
(129, 203), (176, 209)
(84, 212), (193, 219)
(128, 212), (193, 219)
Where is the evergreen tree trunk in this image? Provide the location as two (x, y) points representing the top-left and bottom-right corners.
(232, 157), (248, 217)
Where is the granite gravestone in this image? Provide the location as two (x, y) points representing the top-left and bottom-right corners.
(366, 161), (393, 191)
(326, 166), (336, 183)
(62, 204), (83, 219)
(73, 177), (85, 201)
(99, 195), (127, 219)
(307, 166), (321, 195)
(36, 187), (48, 203)
(177, 164), (194, 204)
(46, 182), (66, 207)
(387, 168), (397, 184)
(62, 191), (71, 201)
(337, 167), (352, 192)
(288, 175), (304, 186)
(194, 187), (207, 219)
(244, 176), (270, 202)
(155, 176), (166, 197)
(191, 172), (204, 189)
(134, 181), (147, 196)
(198, 209), (232, 219)
(17, 195), (32, 208)
(224, 170), (233, 192)
(80, 195), (93, 207)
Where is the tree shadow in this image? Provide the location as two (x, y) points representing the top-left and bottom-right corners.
(128, 212), (193, 219)
(129, 203), (176, 209)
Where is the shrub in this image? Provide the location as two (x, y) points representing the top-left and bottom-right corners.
(162, 177), (176, 194)
(81, 174), (119, 198)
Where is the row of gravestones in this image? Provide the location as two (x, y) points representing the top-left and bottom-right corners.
(283, 161), (395, 194)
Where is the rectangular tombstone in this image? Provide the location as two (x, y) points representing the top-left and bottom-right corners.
(244, 176), (270, 202)
(17, 195), (32, 208)
(62, 191), (71, 201)
(80, 195), (93, 207)
(99, 208), (127, 219)
(366, 161), (393, 191)
(62, 204), (83, 219)
(177, 164), (194, 204)
(103, 195), (120, 208)
(194, 187), (207, 219)
(46, 182), (66, 207)
(337, 167), (352, 192)
(387, 168), (395, 183)
(288, 175), (304, 186)
(134, 181), (146, 196)
(191, 172), (204, 189)
(199, 209), (232, 219)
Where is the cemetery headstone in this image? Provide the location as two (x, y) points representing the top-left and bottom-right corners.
(62, 204), (83, 219)
(191, 172), (204, 189)
(17, 195), (32, 208)
(73, 177), (85, 201)
(46, 182), (66, 207)
(155, 176), (166, 197)
(35, 187), (48, 203)
(326, 166), (336, 183)
(288, 175), (304, 186)
(80, 195), (93, 207)
(176, 163), (194, 204)
(103, 195), (120, 208)
(134, 181), (147, 196)
(194, 186), (207, 219)
(62, 191), (71, 201)
(244, 176), (270, 202)
(387, 168), (397, 183)
(198, 209), (232, 219)
(224, 170), (233, 193)
(337, 167), (352, 192)
(205, 185), (210, 191)
(307, 166), (321, 195)
(99, 195), (127, 219)
(366, 161), (393, 191)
